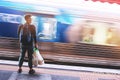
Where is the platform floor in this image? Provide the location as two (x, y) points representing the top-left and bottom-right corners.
(0, 60), (120, 80)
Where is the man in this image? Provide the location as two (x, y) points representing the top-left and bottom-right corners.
(17, 14), (37, 74)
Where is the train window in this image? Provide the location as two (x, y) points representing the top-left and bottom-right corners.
(67, 19), (120, 45)
(38, 17), (57, 40)
(0, 13), (22, 23)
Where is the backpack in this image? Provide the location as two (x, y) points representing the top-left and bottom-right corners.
(19, 24), (32, 44)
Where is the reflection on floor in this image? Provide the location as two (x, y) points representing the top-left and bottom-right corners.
(0, 60), (120, 80)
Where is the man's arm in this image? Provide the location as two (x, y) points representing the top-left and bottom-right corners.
(17, 24), (23, 42)
(32, 25), (37, 44)
(32, 25), (38, 48)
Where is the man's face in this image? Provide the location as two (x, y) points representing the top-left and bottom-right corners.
(26, 17), (32, 24)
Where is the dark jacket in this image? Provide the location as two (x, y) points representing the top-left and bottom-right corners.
(18, 24), (37, 45)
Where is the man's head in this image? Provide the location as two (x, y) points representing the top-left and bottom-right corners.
(24, 14), (32, 24)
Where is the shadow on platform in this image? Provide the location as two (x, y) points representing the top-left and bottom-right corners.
(0, 70), (80, 80)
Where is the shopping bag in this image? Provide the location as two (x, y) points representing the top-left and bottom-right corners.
(32, 48), (44, 66)
(32, 54), (38, 66)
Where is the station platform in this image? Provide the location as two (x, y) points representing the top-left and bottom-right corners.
(0, 60), (120, 80)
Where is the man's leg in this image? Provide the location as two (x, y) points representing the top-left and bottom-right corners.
(18, 45), (26, 73)
(28, 46), (35, 74)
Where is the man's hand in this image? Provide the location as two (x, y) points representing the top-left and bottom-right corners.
(35, 43), (38, 48)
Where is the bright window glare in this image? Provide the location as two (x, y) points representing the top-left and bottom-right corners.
(43, 22), (50, 35)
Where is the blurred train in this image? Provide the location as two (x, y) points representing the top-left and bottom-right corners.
(0, 7), (69, 42)
(0, 1), (120, 68)
(1, 1), (120, 46)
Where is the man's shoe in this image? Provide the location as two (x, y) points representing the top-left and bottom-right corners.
(18, 68), (22, 73)
(29, 69), (35, 74)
